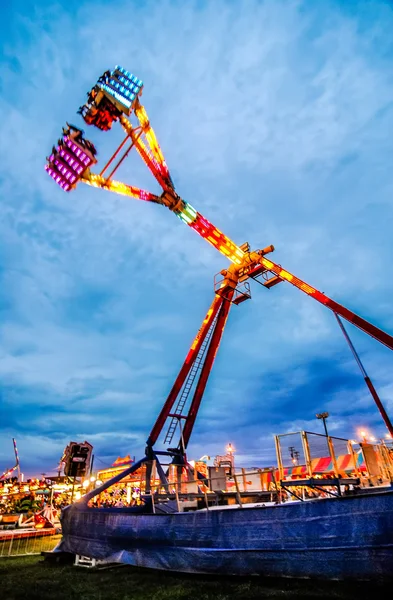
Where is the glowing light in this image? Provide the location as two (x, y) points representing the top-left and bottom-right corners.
(99, 67), (143, 116)
(300, 282), (316, 294)
(182, 202), (197, 220)
(261, 258), (274, 270)
(358, 429), (368, 441)
(115, 66), (142, 86)
(119, 116), (171, 189)
(177, 212), (193, 225)
(101, 84), (132, 109)
(83, 173), (158, 202)
(45, 132), (96, 192)
(226, 443), (235, 454)
(135, 104), (168, 173)
(186, 300), (220, 360)
(279, 270), (293, 282)
(45, 164), (71, 191)
(175, 207), (244, 265)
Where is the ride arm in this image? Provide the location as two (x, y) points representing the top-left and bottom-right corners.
(134, 102), (174, 188)
(119, 115), (173, 192)
(153, 193), (393, 351)
(160, 193), (245, 265)
(256, 254), (393, 351)
(81, 172), (161, 202)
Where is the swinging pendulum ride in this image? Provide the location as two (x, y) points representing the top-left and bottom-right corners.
(44, 65), (393, 579)
(45, 66), (393, 474)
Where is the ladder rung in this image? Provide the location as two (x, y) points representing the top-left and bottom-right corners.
(164, 312), (219, 445)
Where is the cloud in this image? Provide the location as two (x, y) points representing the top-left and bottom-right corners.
(1, 0), (393, 475)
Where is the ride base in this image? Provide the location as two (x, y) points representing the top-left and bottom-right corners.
(57, 486), (393, 580)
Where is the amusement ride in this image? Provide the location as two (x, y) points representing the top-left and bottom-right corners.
(45, 66), (393, 490)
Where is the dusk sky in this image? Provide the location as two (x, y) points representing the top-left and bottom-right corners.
(1, 0), (393, 477)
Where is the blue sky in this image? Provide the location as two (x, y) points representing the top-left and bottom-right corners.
(1, 0), (393, 476)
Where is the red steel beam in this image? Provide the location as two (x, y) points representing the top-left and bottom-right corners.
(147, 294), (224, 447)
(258, 256), (393, 352)
(182, 290), (234, 448)
(334, 313), (393, 437)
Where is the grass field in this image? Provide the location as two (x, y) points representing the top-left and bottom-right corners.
(0, 555), (390, 600)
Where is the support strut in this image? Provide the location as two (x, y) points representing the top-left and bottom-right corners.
(334, 313), (393, 437)
(182, 289), (234, 448)
(257, 255), (393, 352)
(146, 295), (224, 448)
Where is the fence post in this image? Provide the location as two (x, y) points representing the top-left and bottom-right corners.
(241, 468), (247, 492)
(8, 533), (14, 557)
(151, 460), (156, 514)
(380, 443), (393, 482)
(301, 431), (313, 477)
(374, 444), (388, 482)
(275, 435), (284, 481)
(203, 488), (209, 510)
(174, 476), (180, 512)
(327, 437), (339, 478)
(233, 473), (243, 507)
(258, 469), (264, 491)
(348, 441), (360, 478)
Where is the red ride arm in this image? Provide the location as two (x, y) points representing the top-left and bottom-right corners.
(258, 256), (393, 351)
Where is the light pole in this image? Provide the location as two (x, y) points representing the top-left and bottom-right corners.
(226, 443), (234, 452)
(288, 446), (300, 465)
(316, 412), (330, 438)
(226, 443), (235, 473)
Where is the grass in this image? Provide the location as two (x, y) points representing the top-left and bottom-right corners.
(0, 555), (391, 600)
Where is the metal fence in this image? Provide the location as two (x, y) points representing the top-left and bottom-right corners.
(0, 530), (61, 558)
(274, 432), (306, 470)
(275, 430), (393, 484)
(307, 432), (357, 474)
(351, 441), (393, 484)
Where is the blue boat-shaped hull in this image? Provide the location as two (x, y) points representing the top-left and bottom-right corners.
(58, 488), (393, 579)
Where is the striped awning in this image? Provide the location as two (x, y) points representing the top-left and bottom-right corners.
(282, 453), (367, 477)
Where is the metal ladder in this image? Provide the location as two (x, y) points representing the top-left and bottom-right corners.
(164, 313), (218, 445)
